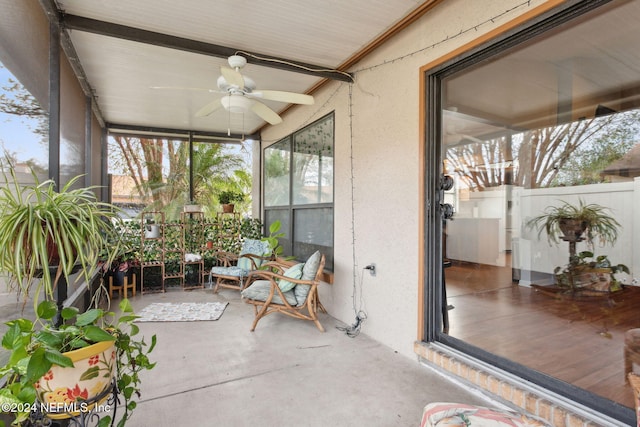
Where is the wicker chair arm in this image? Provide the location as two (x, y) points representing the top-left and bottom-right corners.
(245, 269), (318, 287)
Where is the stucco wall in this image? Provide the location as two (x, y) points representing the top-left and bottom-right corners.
(259, 0), (551, 358)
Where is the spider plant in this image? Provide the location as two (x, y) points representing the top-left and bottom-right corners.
(526, 199), (620, 246)
(0, 163), (121, 309)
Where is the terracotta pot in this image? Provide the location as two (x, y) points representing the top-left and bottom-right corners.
(35, 340), (116, 419)
(222, 203), (234, 213)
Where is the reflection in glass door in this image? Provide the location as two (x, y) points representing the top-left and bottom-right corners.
(437, 0), (640, 410)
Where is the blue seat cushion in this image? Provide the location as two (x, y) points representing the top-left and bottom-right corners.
(211, 266), (248, 278)
(238, 239), (272, 270)
(242, 280), (298, 306)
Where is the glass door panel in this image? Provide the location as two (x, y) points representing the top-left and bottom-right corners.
(439, 0), (640, 409)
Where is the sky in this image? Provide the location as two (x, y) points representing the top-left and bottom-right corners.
(0, 64), (48, 167)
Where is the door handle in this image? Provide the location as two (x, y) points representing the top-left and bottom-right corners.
(440, 174), (454, 191)
(440, 203), (455, 220)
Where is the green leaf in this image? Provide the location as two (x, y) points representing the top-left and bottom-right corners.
(269, 220), (281, 234)
(83, 326), (115, 343)
(36, 300), (58, 320)
(44, 349), (73, 368)
(129, 324), (140, 337)
(149, 334), (158, 353)
(119, 298), (133, 313)
(61, 306), (80, 320)
(1, 322), (21, 350)
(75, 309), (103, 326)
(15, 384), (36, 404)
(8, 346), (28, 368)
(26, 347), (52, 382)
(117, 315), (138, 324)
(98, 416), (113, 427)
(34, 330), (63, 348)
(0, 388), (22, 407)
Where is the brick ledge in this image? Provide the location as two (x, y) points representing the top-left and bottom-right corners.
(414, 341), (628, 427)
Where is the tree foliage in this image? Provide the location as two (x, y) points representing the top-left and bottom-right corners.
(446, 112), (639, 190)
(109, 136), (249, 218)
(0, 70), (48, 144)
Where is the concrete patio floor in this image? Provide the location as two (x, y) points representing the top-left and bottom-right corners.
(120, 287), (493, 426)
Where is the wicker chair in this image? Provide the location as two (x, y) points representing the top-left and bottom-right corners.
(209, 239), (273, 293)
(241, 251), (326, 332)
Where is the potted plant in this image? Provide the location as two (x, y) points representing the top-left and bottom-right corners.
(526, 199), (620, 248)
(0, 164), (156, 424)
(553, 251), (629, 294)
(0, 166), (121, 308)
(0, 298), (156, 425)
(218, 190), (244, 213)
(527, 199), (626, 295)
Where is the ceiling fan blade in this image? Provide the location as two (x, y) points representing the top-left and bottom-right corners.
(220, 66), (244, 89)
(250, 100), (282, 125)
(250, 90), (314, 105)
(195, 99), (223, 117)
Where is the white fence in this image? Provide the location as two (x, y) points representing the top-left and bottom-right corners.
(446, 178), (639, 286)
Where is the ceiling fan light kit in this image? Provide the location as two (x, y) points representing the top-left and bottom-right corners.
(221, 94), (253, 114)
(194, 55), (315, 126)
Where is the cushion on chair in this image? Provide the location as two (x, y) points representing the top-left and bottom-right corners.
(278, 263), (304, 292)
(421, 402), (550, 427)
(237, 256), (252, 271)
(210, 266), (248, 278)
(301, 251), (321, 280)
(294, 284), (311, 307)
(239, 239), (272, 269)
(294, 251), (322, 305)
(241, 280), (298, 305)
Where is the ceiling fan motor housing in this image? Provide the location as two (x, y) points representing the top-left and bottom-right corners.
(228, 55), (247, 69)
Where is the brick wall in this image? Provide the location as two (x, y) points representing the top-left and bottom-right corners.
(414, 342), (622, 427)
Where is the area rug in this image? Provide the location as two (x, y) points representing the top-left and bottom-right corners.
(135, 302), (229, 322)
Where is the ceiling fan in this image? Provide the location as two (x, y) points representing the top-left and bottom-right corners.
(195, 55), (315, 125)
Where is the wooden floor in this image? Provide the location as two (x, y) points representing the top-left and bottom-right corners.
(445, 260), (639, 409)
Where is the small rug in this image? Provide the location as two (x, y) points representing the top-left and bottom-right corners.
(135, 302), (229, 322)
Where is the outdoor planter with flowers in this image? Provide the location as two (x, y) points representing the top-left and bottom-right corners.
(0, 299), (156, 424)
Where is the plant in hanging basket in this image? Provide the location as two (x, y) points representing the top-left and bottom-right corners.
(0, 299), (156, 425)
(526, 199), (620, 246)
(0, 164), (122, 309)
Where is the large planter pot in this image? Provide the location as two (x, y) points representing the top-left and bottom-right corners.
(35, 340), (116, 419)
(553, 266), (619, 295)
(222, 203), (235, 213)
